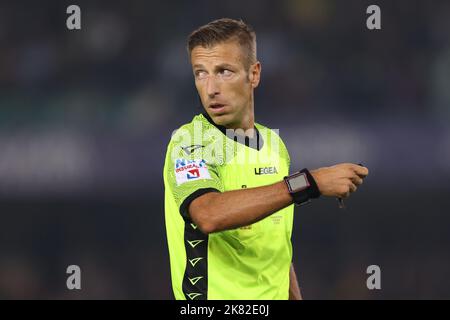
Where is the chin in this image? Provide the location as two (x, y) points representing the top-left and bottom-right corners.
(210, 113), (234, 127)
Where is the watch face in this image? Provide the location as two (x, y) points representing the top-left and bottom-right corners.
(290, 173), (309, 192)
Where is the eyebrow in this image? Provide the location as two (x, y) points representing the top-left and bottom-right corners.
(217, 63), (236, 70)
(193, 63), (236, 71)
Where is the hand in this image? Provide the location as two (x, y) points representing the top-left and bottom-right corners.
(310, 163), (369, 198)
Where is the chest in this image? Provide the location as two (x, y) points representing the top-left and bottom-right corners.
(217, 142), (288, 191)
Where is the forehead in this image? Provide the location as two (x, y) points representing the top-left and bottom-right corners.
(190, 40), (245, 68)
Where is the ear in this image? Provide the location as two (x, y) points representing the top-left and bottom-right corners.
(249, 61), (261, 88)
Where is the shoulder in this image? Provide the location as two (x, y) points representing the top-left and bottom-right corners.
(255, 122), (290, 164)
(170, 114), (204, 137)
(165, 114), (223, 165)
(168, 114), (212, 147)
(255, 122), (288, 148)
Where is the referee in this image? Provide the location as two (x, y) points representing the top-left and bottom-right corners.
(163, 18), (369, 300)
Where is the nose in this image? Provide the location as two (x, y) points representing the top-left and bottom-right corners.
(206, 75), (220, 98)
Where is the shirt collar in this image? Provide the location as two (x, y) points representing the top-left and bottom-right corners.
(201, 112), (264, 151)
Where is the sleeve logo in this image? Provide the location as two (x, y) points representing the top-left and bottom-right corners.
(181, 145), (204, 155)
(174, 159), (211, 185)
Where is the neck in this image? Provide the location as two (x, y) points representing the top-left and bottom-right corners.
(226, 112), (254, 134)
(203, 111), (256, 138)
(225, 97), (255, 135)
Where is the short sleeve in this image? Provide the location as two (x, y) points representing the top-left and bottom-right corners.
(165, 138), (224, 221)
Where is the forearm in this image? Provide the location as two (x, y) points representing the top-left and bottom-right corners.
(289, 263), (302, 300)
(189, 180), (293, 233)
(189, 163), (370, 234)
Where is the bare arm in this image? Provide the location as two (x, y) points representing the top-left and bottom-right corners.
(189, 180), (292, 234)
(189, 163), (369, 234)
(289, 263), (302, 300)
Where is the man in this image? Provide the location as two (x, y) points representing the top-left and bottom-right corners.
(163, 18), (368, 300)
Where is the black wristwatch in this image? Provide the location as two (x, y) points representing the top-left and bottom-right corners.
(283, 168), (321, 206)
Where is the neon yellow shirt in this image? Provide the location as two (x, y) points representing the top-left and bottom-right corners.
(163, 113), (294, 300)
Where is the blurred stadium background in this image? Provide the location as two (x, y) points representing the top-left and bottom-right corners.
(1, 0), (450, 299)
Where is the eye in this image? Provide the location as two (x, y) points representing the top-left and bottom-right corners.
(219, 69), (233, 78)
(195, 70), (207, 80)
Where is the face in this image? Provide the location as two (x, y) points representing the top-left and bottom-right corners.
(190, 40), (261, 130)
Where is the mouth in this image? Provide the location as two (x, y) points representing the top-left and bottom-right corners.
(209, 103), (227, 114)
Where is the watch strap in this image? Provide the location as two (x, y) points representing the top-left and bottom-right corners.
(284, 168), (321, 205)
